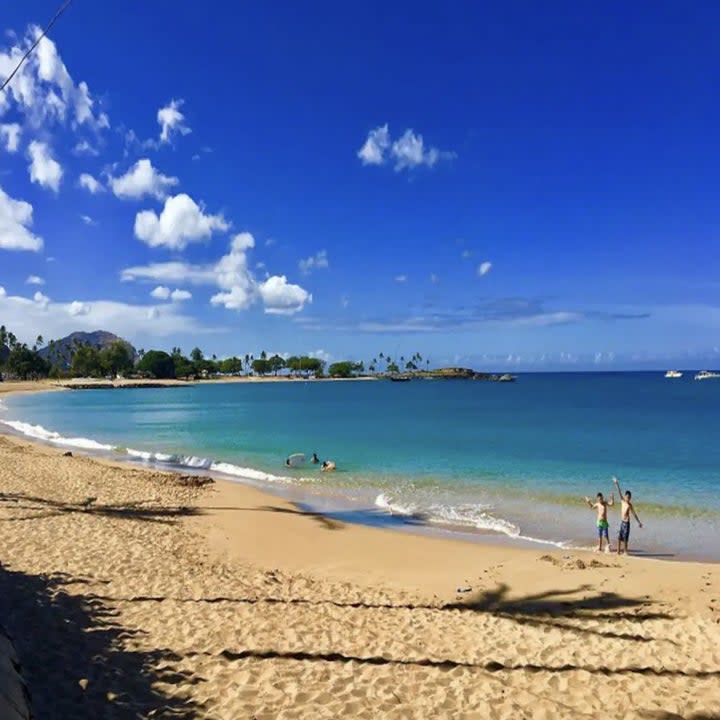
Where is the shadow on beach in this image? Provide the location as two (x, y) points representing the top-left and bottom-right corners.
(203, 501), (430, 532)
(0, 491), (201, 524)
(0, 564), (202, 719)
(108, 582), (715, 684)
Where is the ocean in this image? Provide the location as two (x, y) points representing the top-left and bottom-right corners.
(2, 373), (719, 559)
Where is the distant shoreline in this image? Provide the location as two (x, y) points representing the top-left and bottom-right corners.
(0, 375), (378, 397)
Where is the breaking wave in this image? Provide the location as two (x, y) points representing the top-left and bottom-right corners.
(375, 492), (568, 548)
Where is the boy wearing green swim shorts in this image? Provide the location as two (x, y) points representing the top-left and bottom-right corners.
(584, 491), (615, 553)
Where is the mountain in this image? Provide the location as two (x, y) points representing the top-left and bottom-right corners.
(39, 331), (137, 369)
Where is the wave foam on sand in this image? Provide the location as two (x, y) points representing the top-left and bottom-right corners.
(375, 492), (569, 548)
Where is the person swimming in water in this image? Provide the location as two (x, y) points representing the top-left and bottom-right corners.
(584, 490), (615, 552)
(311, 453), (319, 464)
(321, 460), (336, 472)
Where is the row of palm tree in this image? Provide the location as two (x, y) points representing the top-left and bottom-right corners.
(368, 352), (430, 375)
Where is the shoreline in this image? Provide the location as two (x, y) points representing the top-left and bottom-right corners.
(0, 432), (719, 717)
(0, 375), (378, 396)
(2, 379), (717, 563)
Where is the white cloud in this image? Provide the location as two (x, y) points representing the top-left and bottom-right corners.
(391, 129), (445, 171)
(80, 214), (96, 226)
(0, 185), (43, 251)
(395, 274), (408, 283)
(134, 193), (228, 250)
(0, 290), (205, 343)
(257, 275), (312, 315)
(0, 26), (108, 131)
(158, 99), (191, 143)
(171, 288), (191, 301)
(33, 290), (49, 308)
(124, 232), (311, 315)
(461, 249), (472, 259)
(79, 172), (103, 194)
(0, 286), (5, 297)
(150, 285), (171, 300)
(430, 273), (439, 284)
(358, 124), (454, 171)
(150, 286), (190, 302)
(68, 300), (91, 316)
(121, 261), (217, 285)
(26, 275), (44, 285)
(27, 141), (62, 192)
(357, 124), (390, 165)
(73, 140), (99, 156)
(298, 249), (329, 274)
(341, 295), (350, 308)
(308, 349), (332, 364)
(110, 158), (179, 200)
(0, 123), (21, 152)
(478, 261), (492, 277)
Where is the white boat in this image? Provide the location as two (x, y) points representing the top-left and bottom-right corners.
(694, 370), (720, 381)
(664, 370), (682, 379)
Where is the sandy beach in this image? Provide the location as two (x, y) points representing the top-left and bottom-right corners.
(0, 418), (718, 720)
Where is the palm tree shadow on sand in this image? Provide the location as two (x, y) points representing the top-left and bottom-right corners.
(0, 564), (202, 719)
(0, 491), (201, 524)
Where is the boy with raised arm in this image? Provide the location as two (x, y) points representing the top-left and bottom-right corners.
(584, 490), (614, 552)
(613, 476), (643, 555)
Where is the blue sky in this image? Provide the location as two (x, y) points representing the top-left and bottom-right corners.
(1, 1), (718, 370)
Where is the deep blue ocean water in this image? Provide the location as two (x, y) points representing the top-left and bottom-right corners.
(2, 373), (719, 558)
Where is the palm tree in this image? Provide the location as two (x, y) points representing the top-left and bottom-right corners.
(35, 335), (44, 348)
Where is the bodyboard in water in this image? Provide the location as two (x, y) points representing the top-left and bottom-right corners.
(287, 453), (306, 467)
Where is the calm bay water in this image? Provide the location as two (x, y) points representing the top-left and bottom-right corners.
(2, 373), (719, 558)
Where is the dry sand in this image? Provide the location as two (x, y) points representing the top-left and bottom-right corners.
(0, 429), (718, 718)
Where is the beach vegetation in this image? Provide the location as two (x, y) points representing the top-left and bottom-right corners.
(218, 356), (243, 375)
(252, 358), (271, 375)
(100, 341), (134, 378)
(268, 354), (286, 375)
(328, 361), (365, 378)
(70, 344), (104, 378)
(137, 350), (176, 379)
(2, 343), (50, 380)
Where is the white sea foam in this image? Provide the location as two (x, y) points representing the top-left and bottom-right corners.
(374, 492), (568, 548)
(2, 419), (114, 452)
(123, 451), (310, 484)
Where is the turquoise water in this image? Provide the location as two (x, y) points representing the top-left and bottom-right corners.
(2, 373), (719, 558)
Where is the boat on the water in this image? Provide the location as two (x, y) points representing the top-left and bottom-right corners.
(665, 370), (683, 379)
(497, 374), (517, 382)
(389, 375), (412, 382)
(694, 370), (720, 380)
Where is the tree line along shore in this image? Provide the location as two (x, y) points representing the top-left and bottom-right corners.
(1, 326), (515, 383)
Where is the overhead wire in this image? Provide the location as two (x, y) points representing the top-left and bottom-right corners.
(0, 0), (75, 95)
